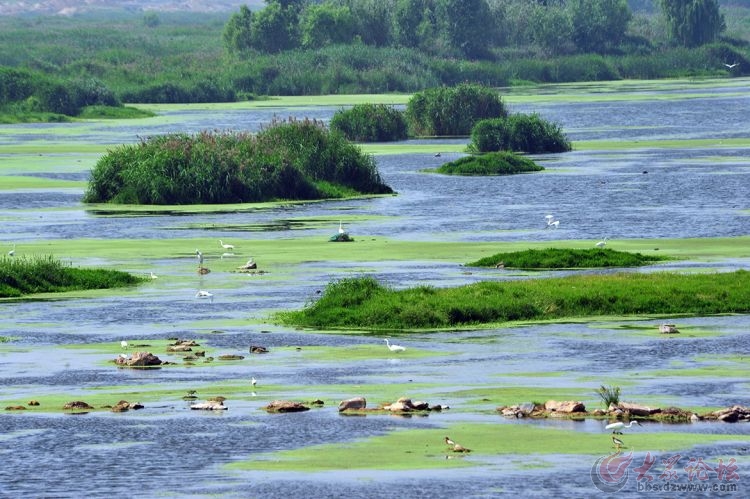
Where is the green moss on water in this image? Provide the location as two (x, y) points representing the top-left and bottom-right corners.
(227, 423), (744, 472)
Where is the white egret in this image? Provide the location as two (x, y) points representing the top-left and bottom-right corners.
(545, 214), (560, 228)
(724, 62), (739, 69)
(219, 240), (234, 250)
(605, 420), (641, 434)
(196, 290), (214, 302)
(251, 376), (257, 388)
(121, 340), (128, 349)
(595, 237), (608, 248)
(384, 338), (406, 352)
(195, 249), (204, 265)
(445, 436), (456, 446)
(149, 272), (158, 279)
(338, 221), (345, 234)
(8, 244), (15, 257)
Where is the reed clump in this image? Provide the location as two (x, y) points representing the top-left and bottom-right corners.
(0, 255), (143, 298)
(83, 118), (393, 205)
(276, 271), (750, 330)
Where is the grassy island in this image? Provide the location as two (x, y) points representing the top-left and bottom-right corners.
(275, 271), (750, 330)
(83, 119), (393, 205)
(435, 151), (543, 176)
(0, 256), (143, 298)
(468, 248), (669, 269)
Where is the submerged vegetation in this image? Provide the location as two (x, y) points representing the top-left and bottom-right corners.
(435, 152), (543, 176)
(0, 255), (143, 298)
(276, 271), (750, 330)
(468, 248), (669, 269)
(83, 119), (393, 205)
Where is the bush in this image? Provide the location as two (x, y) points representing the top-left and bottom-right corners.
(436, 151), (543, 175)
(470, 114), (572, 153)
(405, 82), (507, 137)
(329, 103), (408, 142)
(83, 119), (393, 205)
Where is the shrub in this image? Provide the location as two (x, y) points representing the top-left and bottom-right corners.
(405, 82), (507, 137)
(329, 103), (408, 142)
(83, 119), (393, 205)
(435, 151), (543, 175)
(470, 114), (572, 154)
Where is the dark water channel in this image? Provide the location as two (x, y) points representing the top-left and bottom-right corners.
(1, 79), (750, 497)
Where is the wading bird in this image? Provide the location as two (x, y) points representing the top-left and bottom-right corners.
(384, 338), (406, 352)
(545, 214), (560, 228)
(724, 62), (740, 69)
(121, 340), (128, 349)
(445, 436), (471, 453)
(149, 272), (158, 279)
(612, 435), (625, 450)
(195, 249), (203, 266)
(595, 237), (608, 248)
(338, 221), (345, 234)
(219, 240), (234, 250)
(606, 420), (641, 435)
(8, 244), (15, 257)
(196, 290), (214, 302)
(251, 377), (257, 388)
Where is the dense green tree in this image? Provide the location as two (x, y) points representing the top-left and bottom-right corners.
(223, 5), (255, 54)
(348, 0), (394, 47)
(251, 1), (301, 53)
(300, 1), (357, 49)
(568, 0), (632, 53)
(528, 2), (574, 55)
(659, 0), (725, 47)
(436, 0), (496, 58)
(392, 0), (436, 49)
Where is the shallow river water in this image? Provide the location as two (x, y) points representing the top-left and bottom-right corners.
(1, 78), (750, 497)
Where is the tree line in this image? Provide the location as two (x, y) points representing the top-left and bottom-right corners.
(223, 0), (727, 59)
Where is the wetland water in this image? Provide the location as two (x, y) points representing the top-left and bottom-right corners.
(1, 79), (750, 497)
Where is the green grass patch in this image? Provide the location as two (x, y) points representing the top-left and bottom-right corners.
(77, 105), (155, 119)
(0, 255), (143, 298)
(275, 271), (750, 331)
(0, 175), (86, 190)
(228, 423), (744, 472)
(433, 151), (543, 176)
(468, 247), (669, 269)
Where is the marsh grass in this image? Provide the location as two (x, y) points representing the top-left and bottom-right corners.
(468, 248), (669, 269)
(276, 271), (750, 330)
(434, 151), (543, 176)
(0, 255), (143, 297)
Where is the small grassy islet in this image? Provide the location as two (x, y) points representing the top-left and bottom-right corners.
(0, 255), (144, 298)
(275, 270), (750, 331)
(468, 247), (670, 269)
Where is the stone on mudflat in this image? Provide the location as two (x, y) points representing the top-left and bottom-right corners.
(338, 397), (367, 412)
(618, 402), (657, 417)
(265, 400), (310, 413)
(544, 400), (586, 413)
(190, 400), (227, 410)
